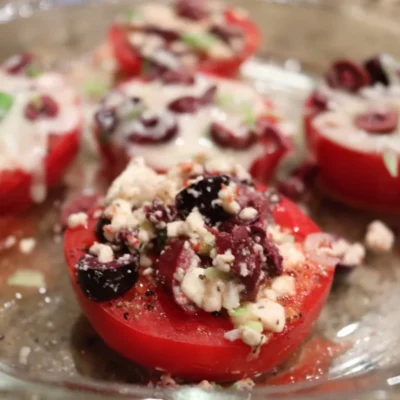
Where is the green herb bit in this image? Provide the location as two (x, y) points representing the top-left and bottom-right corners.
(125, 10), (141, 24)
(0, 92), (14, 120)
(229, 305), (249, 317)
(383, 150), (399, 178)
(182, 33), (216, 51)
(155, 229), (168, 252)
(243, 104), (256, 128)
(26, 64), (42, 78)
(244, 321), (263, 333)
(83, 79), (109, 98)
(216, 93), (235, 107)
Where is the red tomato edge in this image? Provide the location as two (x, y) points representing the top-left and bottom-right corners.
(0, 124), (82, 215)
(304, 95), (400, 212)
(108, 8), (261, 78)
(64, 196), (334, 381)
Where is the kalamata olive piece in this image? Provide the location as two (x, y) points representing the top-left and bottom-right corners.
(354, 109), (399, 134)
(168, 96), (201, 113)
(24, 95), (59, 121)
(277, 177), (306, 201)
(143, 26), (180, 42)
(129, 121), (178, 144)
(326, 59), (371, 92)
(176, 175), (231, 225)
(210, 122), (255, 150)
(160, 69), (195, 85)
(3, 53), (34, 74)
(176, 0), (207, 21)
(158, 239), (199, 313)
(77, 253), (138, 301)
(144, 198), (177, 229)
(95, 108), (118, 138)
(364, 55), (389, 86)
(209, 25), (242, 44)
(308, 90), (329, 113)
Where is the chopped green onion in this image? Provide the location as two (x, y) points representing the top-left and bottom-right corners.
(0, 92), (13, 120)
(125, 10), (141, 24)
(243, 104), (256, 128)
(7, 269), (45, 288)
(244, 321), (263, 333)
(83, 79), (109, 98)
(229, 305), (249, 317)
(182, 33), (216, 51)
(25, 64), (41, 78)
(383, 150), (399, 178)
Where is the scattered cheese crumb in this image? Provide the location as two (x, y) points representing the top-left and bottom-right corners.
(365, 220), (395, 253)
(19, 238), (36, 254)
(239, 207), (258, 221)
(67, 212), (88, 228)
(342, 243), (365, 266)
(212, 249), (235, 272)
(19, 346), (31, 365)
(89, 242), (114, 263)
(235, 378), (255, 391)
(271, 275), (296, 297)
(3, 235), (17, 249)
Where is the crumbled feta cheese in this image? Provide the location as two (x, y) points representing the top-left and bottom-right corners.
(239, 207), (258, 221)
(278, 242), (305, 269)
(180, 266), (205, 308)
(342, 243), (365, 266)
(19, 238), (36, 254)
(89, 242), (114, 263)
(212, 249), (235, 272)
(239, 262), (249, 277)
(106, 158), (164, 206)
(234, 378), (255, 391)
(67, 212), (88, 228)
(222, 281), (241, 310)
(224, 328), (242, 342)
(241, 326), (265, 347)
(203, 279), (224, 312)
(19, 346), (31, 365)
(249, 299), (286, 333)
(140, 254), (153, 268)
(218, 182), (240, 214)
(365, 220), (395, 253)
(263, 288), (277, 302)
(271, 275), (296, 297)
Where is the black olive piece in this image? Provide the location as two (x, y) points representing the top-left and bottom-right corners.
(77, 253), (138, 302)
(175, 175), (231, 225)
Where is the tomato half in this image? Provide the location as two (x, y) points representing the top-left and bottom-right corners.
(64, 195), (334, 382)
(0, 127), (81, 215)
(108, 9), (261, 78)
(304, 95), (400, 212)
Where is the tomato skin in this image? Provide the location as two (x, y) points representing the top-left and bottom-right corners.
(108, 9), (261, 78)
(0, 126), (81, 215)
(64, 196), (333, 382)
(304, 96), (400, 212)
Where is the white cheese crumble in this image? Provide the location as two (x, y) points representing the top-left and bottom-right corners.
(239, 207), (258, 221)
(218, 182), (240, 214)
(212, 249), (235, 272)
(249, 299), (286, 333)
(67, 212), (88, 228)
(3, 235), (17, 249)
(19, 238), (36, 254)
(89, 242), (114, 263)
(271, 275), (296, 297)
(365, 220), (395, 253)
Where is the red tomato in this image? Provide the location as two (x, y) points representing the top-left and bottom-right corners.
(0, 126), (81, 215)
(64, 195), (334, 382)
(108, 9), (261, 78)
(304, 95), (400, 212)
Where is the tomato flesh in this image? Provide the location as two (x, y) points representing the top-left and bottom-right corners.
(64, 196), (333, 382)
(304, 95), (400, 212)
(0, 126), (81, 215)
(109, 9), (260, 78)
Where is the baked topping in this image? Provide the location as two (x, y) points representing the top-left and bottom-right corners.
(311, 55), (400, 157)
(95, 73), (290, 171)
(118, 2), (246, 72)
(0, 54), (81, 202)
(76, 157), (333, 349)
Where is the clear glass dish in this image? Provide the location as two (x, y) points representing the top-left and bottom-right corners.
(0, 0), (400, 399)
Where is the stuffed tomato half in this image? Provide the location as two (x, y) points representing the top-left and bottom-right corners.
(304, 55), (400, 212)
(0, 54), (82, 214)
(64, 157), (335, 382)
(94, 70), (292, 182)
(108, 0), (260, 78)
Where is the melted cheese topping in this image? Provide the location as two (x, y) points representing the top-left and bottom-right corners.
(123, 2), (241, 62)
(313, 83), (400, 154)
(102, 74), (284, 170)
(0, 70), (81, 202)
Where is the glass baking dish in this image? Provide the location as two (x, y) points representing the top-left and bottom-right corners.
(0, 0), (400, 398)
